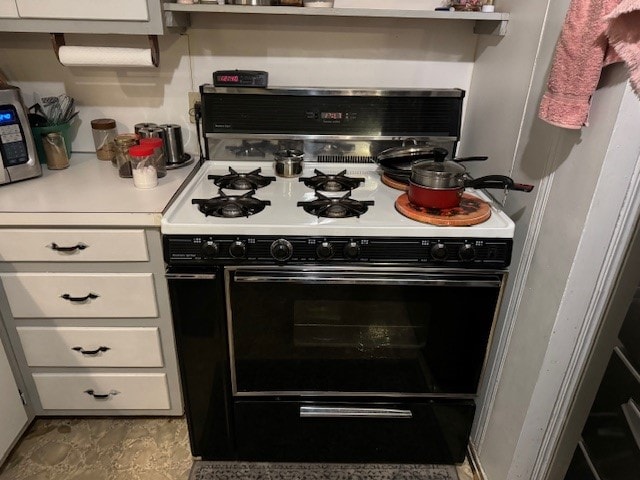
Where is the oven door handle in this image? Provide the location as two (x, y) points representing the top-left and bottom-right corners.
(299, 406), (413, 419)
(233, 271), (501, 288)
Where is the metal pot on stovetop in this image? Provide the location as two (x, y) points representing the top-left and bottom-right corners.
(274, 148), (304, 178)
(407, 155), (535, 209)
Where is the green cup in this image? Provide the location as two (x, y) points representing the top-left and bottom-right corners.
(30, 123), (72, 164)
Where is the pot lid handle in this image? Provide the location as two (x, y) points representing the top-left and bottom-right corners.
(433, 147), (448, 162)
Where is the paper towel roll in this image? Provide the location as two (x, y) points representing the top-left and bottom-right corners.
(58, 46), (155, 67)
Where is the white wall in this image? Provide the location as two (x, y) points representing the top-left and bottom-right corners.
(461, 0), (638, 479)
(0, 15), (477, 156)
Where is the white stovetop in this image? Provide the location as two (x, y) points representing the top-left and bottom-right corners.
(161, 160), (515, 238)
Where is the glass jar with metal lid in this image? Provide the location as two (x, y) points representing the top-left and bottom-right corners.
(115, 133), (139, 178)
(90, 118), (117, 163)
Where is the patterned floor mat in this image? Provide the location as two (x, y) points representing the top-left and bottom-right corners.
(190, 462), (459, 480)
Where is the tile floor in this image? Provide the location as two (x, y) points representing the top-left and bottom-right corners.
(0, 418), (478, 480)
(0, 417), (192, 480)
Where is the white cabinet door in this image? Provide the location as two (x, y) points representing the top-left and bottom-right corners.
(0, 0), (18, 18)
(0, 339), (28, 462)
(15, 0), (149, 21)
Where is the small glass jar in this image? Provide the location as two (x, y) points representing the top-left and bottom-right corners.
(115, 133), (139, 178)
(140, 137), (167, 178)
(129, 145), (158, 189)
(43, 132), (70, 170)
(91, 118), (118, 162)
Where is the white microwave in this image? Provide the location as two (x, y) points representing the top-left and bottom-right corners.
(0, 85), (41, 186)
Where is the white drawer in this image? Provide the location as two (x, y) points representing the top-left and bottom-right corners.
(33, 373), (170, 410)
(0, 273), (158, 318)
(15, 0), (149, 21)
(0, 229), (148, 262)
(17, 327), (163, 367)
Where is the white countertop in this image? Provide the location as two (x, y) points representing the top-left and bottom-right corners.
(0, 154), (199, 227)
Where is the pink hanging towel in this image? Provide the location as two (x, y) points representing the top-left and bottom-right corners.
(537, 0), (638, 129)
(606, 0), (640, 97)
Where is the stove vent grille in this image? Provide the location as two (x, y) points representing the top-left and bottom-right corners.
(317, 155), (375, 164)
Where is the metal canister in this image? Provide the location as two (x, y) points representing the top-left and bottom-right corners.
(134, 123), (158, 134)
(138, 127), (165, 140)
(159, 124), (185, 166)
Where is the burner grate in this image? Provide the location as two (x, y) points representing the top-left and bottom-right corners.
(192, 189), (271, 218)
(208, 167), (276, 190)
(299, 169), (365, 192)
(297, 191), (374, 218)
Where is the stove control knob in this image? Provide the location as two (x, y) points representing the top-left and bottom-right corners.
(271, 239), (293, 261)
(430, 243), (448, 261)
(316, 241), (334, 260)
(201, 240), (219, 258)
(229, 241), (247, 258)
(344, 241), (361, 259)
(459, 243), (477, 262)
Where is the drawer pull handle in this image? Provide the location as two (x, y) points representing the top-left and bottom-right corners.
(61, 293), (99, 303)
(72, 346), (111, 356)
(49, 242), (88, 253)
(84, 389), (119, 400)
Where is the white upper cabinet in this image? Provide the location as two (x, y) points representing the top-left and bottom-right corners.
(15, 0), (149, 21)
(0, 0), (168, 34)
(0, 0), (18, 18)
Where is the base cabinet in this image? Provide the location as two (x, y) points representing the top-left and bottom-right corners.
(0, 228), (183, 416)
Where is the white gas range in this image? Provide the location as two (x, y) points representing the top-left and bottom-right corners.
(162, 87), (519, 465)
(162, 87), (516, 267)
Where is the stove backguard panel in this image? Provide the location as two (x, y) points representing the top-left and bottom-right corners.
(200, 86), (463, 162)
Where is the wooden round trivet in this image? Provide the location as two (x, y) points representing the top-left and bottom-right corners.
(381, 174), (409, 191)
(395, 193), (491, 226)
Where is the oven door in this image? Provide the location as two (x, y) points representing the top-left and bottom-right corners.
(226, 266), (504, 397)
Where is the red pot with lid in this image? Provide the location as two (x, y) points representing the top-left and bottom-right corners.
(408, 156), (534, 209)
(376, 144), (488, 183)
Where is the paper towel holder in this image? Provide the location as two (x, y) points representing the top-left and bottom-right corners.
(51, 33), (160, 68)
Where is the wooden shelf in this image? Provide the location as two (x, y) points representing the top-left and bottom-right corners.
(163, 4), (510, 35)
